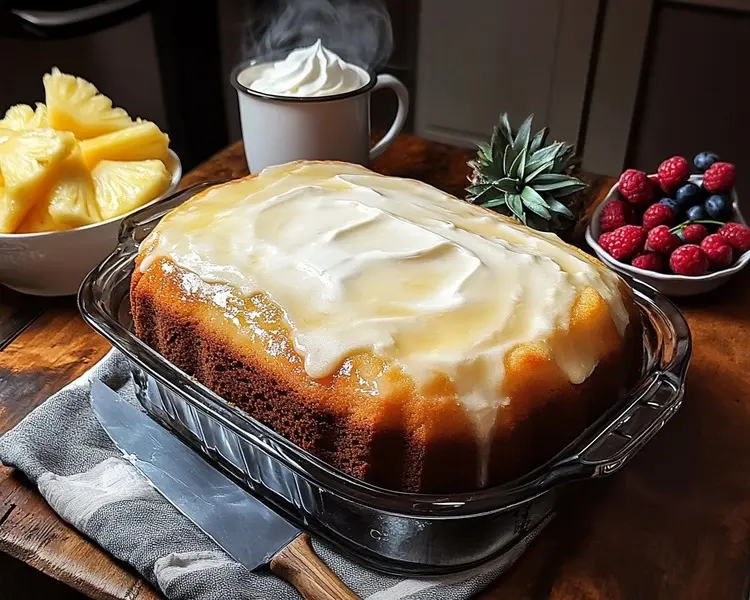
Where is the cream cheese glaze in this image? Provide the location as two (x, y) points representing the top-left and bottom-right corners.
(238, 39), (369, 98)
(140, 162), (630, 482)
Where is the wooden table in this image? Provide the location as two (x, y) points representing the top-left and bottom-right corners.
(2, 135), (750, 600)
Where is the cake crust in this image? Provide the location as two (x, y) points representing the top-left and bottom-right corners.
(131, 164), (643, 493)
(131, 254), (642, 493)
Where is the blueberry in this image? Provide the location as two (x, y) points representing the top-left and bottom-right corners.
(694, 151), (720, 172)
(705, 194), (730, 220)
(686, 204), (708, 221)
(659, 197), (680, 214)
(675, 183), (703, 207)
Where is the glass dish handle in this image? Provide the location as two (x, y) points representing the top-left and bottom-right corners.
(541, 372), (683, 487)
(118, 182), (218, 246)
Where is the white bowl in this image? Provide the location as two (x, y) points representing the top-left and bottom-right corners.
(0, 150), (182, 297)
(586, 174), (749, 297)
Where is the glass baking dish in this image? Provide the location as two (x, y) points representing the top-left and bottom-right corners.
(78, 183), (692, 575)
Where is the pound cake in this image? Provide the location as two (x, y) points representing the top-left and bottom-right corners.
(131, 161), (642, 493)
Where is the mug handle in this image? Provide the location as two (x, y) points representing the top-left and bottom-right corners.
(369, 74), (409, 161)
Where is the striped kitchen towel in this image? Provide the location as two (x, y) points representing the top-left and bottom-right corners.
(0, 349), (549, 600)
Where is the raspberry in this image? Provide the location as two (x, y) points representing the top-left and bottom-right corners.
(681, 223), (708, 244)
(669, 244), (709, 276)
(599, 199), (635, 233)
(618, 169), (654, 207)
(598, 225), (646, 261)
(642, 203), (674, 230)
(700, 234), (733, 268)
(631, 252), (664, 272)
(657, 156), (690, 193)
(703, 162), (736, 194)
(646, 225), (680, 255)
(718, 222), (750, 253)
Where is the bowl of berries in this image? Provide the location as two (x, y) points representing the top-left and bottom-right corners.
(586, 152), (750, 297)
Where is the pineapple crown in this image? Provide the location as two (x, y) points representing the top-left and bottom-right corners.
(466, 113), (587, 232)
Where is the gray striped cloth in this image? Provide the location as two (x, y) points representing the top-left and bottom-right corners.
(0, 349), (550, 600)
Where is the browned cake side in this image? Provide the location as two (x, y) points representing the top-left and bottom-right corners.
(131, 255), (643, 494)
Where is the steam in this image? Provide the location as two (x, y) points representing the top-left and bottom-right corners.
(243, 0), (393, 72)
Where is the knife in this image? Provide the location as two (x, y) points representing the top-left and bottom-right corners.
(90, 379), (359, 600)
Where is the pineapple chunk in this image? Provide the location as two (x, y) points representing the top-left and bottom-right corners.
(0, 188), (17, 233)
(49, 149), (100, 228)
(0, 129), (76, 232)
(43, 67), (133, 139)
(93, 160), (171, 220)
(80, 120), (169, 168)
(19, 150), (102, 233)
(48, 149), (102, 230)
(16, 193), (62, 233)
(0, 103), (48, 130)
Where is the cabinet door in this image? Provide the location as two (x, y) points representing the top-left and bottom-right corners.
(415, 0), (599, 149)
(583, 0), (750, 185)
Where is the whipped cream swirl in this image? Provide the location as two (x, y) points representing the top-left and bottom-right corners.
(239, 39), (369, 98)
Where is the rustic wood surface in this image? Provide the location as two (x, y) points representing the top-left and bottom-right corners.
(0, 135), (749, 600)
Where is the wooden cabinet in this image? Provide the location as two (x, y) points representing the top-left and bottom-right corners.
(414, 0), (599, 149)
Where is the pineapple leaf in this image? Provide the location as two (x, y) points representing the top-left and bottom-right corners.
(553, 144), (576, 171)
(523, 161), (550, 183)
(520, 186), (552, 220)
(532, 173), (584, 189)
(549, 182), (588, 198)
(512, 115), (533, 157)
(554, 142), (573, 157)
(532, 173), (576, 183)
(546, 197), (575, 218)
(510, 148), (526, 180)
(477, 161), (505, 180)
(492, 178), (520, 194)
(499, 113), (514, 147)
(477, 143), (492, 163)
(467, 184), (499, 204)
(529, 127), (549, 153)
(506, 193), (525, 223)
(526, 143), (562, 173)
(533, 174), (588, 197)
(489, 127), (503, 163)
(468, 111), (585, 233)
(483, 195), (509, 208)
(467, 183), (493, 195)
(503, 145), (513, 174)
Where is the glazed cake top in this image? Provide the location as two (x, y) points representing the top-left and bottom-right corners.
(140, 161), (629, 445)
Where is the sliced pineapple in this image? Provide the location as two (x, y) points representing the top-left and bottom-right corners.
(19, 150), (102, 233)
(43, 67), (133, 139)
(16, 193), (61, 233)
(80, 120), (169, 168)
(93, 159), (171, 221)
(0, 129), (76, 196)
(0, 188), (21, 233)
(0, 129), (77, 232)
(0, 103), (48, 131)
(50, 148), (101, 228)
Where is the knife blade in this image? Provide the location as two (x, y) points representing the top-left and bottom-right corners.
(91, 379), (359, 600)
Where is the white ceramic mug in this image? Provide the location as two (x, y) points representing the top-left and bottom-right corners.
(231, 63), (409, 174)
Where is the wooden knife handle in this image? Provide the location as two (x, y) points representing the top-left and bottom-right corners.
(270, 533), (360, 600)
